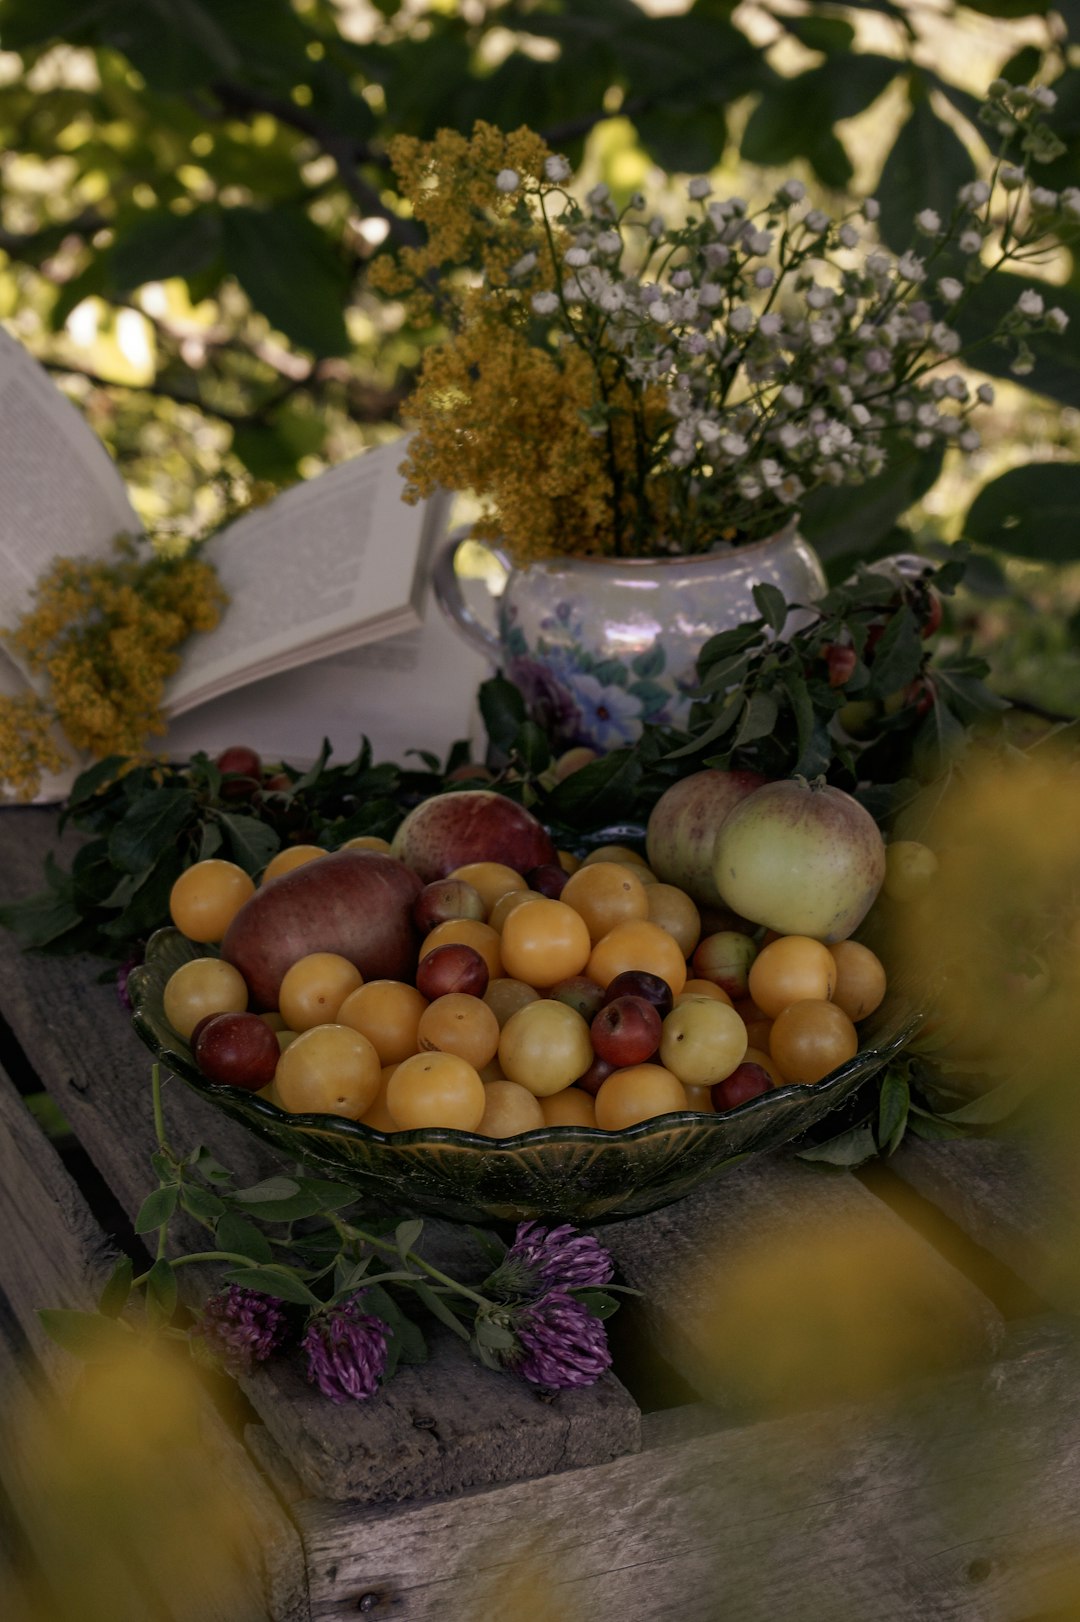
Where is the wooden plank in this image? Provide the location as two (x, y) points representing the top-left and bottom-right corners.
(0, 809), (643, 1502)
(599, 1156), (1004, 1412)
(242, 1327), (639, 1504)
(0, 1057), (310, 1622)
(890, 1137), (1078, 1311)
(294, 1317), (1080, 1622)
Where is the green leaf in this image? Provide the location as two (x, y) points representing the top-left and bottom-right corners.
(222, 206), (349, 357)
(752, 582), (787, 635)
(733, 690), (778, 747)
(110, 208), (222, 293)
(930, 1074), (1034, 1125)
(512, 720), (552, 777)
(97, 1256), (133, 1318)
(233, 1176), (301, 1204)
(134, 1183), (179, 1234)
(866, 607), (924, 699)
(64, 755), (127, 817)
(575, 1289), (621, 1321)
(876, 90), (976, 254)
(480, 675), (527, 755)
(214, 812), (281, 875)
(294, 1177), (360, 1212)
(962, 464), (1080, 563)
(180, 1183), (227, 1223)
(411, 1280), (471, 1340)
(473, 1314), (517, 1352)
(224, 1267), (321, 1307)
(544, 747), (643, 824)
(877, 1072), (910, 1155)
(784, 15), (855, 52)
(0, 888), (83, 950)
(146, 1258), (178, 1326)
(395, 1217), (424, 1258)
(632, 645), (666, 679)
(215, 1211), (273, 1263)
(796, 1122), (878, 1167)
(360, 1283), (428, 1368)
(782, 667), (815, 765)
(108, 788), (195, 876)
(38, 1309), (134, 1362)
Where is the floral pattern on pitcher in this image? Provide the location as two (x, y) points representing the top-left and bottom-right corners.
(501, 601), (677, 751)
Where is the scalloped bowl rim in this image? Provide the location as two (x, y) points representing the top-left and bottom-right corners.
(129, 928), (922, 1156)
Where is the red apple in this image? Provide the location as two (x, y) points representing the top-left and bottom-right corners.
(194, 1011), (280, 1091)
(416, 943), (489, 1000)
(390, 790), (557, 884)
(591, 996), (662, 1066)
(712, 1062), (774, 1112)
(221, 850), (422, 1009)
(645, 769), (768, 907)
(216, 745), (263, 801)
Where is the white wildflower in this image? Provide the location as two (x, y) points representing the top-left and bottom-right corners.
(863, 198), (881, 221)
(587, 183), (611, 209)
(913, 432), (933, 449)
(780, 179), (806, 204)
(595, 230), (622, 256)
(698, 283), (723, 308)
(865, 252), (891, 279)
(1000, 164), (1025, 191)
(1011, 351), (1035, 376)
(758, 312), (782, 337)
(1017, 289), (1045, 317)
(728, 305), (755, 334)
(930, 321), (961, 355)
(864, 349), (890, 375)
(647, 215), (665, 238)
(850, 403), (871, 427)
(671, 269), (693, 289)
(915, 209), (941, 236)
(805, 284), (831, 310)
(958, 180), (991, 208)
(688, 177), (712, 200)
(897, 251), (926, 282)
(495, 169), (520, 194)
(778, 474), (804, 503)
(510, 251), (538, 278)
(738, 474), (762, 500)
(648, 299), (670, 323)
(805, 209), (829, 233)
(1061, 189), (1080, 219)
(893, 400), (914, 423)
(937, 277), (964, 303)
(759, 458), (783, 488)
(544, 155), (571, 182)
(531, 291), (560, 316)
(944, 375), (968, 401)
(599, 285), (625, 313)
(781, 384), (805, 409)
(1032, 85), (1057, 110)
(698, 418), (721, 443)
(704, 243), (731, 271)
(745, 229), (773, 256)
(916, 402), (939, 428)
(754, 266), (775, 289)
(958, 428), (981, 451)
(838, 223), (859, 249)
(1030, 187), (1058, 209)
(1047, 307), (1069, 334)
(809, 321), (835, 346)
(976, 383), (995, 405)
(721, 433), (749, 457)
(959, 231), (983, 255)
(564, 246), (591, 268)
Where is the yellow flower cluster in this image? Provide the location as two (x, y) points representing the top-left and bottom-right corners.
(1, 536), (226, 799)
(374, 121), (669, 561)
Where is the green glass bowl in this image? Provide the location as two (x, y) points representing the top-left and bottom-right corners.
(129, 928), (921, 1225)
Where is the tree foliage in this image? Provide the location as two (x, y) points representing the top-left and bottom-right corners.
(0, 0), (1077, 561)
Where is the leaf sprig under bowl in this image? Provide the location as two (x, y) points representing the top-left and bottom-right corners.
(130, 928), (922, 1224)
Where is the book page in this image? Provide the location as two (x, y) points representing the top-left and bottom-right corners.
(0, 329), (139, 652)
(161, 589), (492, 770)
(166, 440), (434, 715)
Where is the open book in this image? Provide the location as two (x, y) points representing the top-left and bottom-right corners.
(0, 331), (490, 800)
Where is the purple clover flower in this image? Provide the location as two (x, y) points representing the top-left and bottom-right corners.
(115, 953), (143, 1012)
(198, 1286), (288, 1374)
(506, 1221), (615, 1293)
(302, 1295), (390, 1404)
(513, 1289), (612, 1390)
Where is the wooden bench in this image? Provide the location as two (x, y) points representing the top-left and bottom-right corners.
(2, 806), (1079, 1620)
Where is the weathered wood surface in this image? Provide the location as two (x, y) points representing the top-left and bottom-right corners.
(0, 808), (643, 1502)
(0, 1057), (309, 1622)
(296, 1318), (1080, 1622)
(602, 1156), (1004, 1411)
(891, 1136), (1078, 1311)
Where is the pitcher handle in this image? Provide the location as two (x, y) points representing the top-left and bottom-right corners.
(431, 525), (512, 664)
